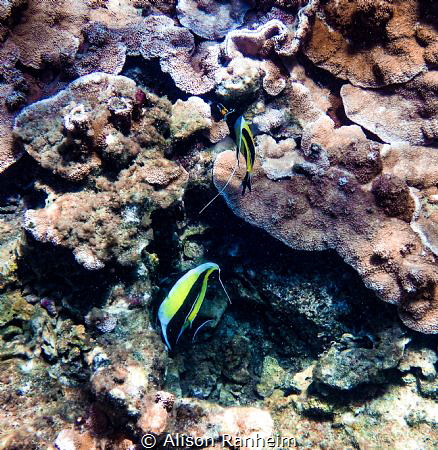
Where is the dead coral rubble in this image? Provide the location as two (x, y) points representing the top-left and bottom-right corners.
(15, 73), (188, 270)
(212, 68), (438, 334)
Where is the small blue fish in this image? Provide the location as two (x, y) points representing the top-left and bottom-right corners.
(158, 262), (230, 350)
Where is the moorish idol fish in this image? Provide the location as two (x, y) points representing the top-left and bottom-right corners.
(199, 111), (256, 214)
(216, 103), (235, 121)
(234, 115), (255, 195)
(157, 262), (231, 350)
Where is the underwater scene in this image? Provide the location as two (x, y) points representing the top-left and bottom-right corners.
(0, 0), (438, 449)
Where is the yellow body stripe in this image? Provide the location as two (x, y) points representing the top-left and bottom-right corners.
(158, 262), (219, 349)
(187, 268), (216, 324)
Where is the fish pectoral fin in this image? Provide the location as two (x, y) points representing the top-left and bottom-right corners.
(192, 319), (214, 343)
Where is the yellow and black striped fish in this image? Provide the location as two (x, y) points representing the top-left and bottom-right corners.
(216, 103), (234, 121)
(158, 262), (230, 350)
(234, 115), (255, 195)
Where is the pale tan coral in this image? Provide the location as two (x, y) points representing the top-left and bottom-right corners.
(304, 0), (436, 87)
(256, 134), (302, 180)
(171, 96), (212, 140)
(0, 41), (24, 174)
(160, 41), (221, 95)
(176, 0), (251, 40)
(137, 391), (175, 434)
(260, 60), (287, 96)
(212, 71), (438, 333)
(341, 71), (438, 146)
(216, 56), (262, 101)
(0, 85), (22, 174)
(8, 0), (88, 69)
(72, 23), (127, 77)
(205, 119), (229, 144)
(138, 15), (194, 59)
(381, 143), (438, 189)
(128, 15), (221, 95)
(221, 19), (295, 96)
(54, 429), (99, 450)
(170, 399), (274, 449)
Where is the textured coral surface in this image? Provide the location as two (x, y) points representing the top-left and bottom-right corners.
(0, 0), (437, 448)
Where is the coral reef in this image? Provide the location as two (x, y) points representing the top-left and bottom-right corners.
(15, 73), (188, 269)
(304, 0), (438, 87)
(341, 71), (438, 146)
(176, 0), (251, 39)
(0, 1), (438, 448)
(212, 67), (438, 334)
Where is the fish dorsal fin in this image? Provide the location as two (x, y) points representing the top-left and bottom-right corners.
(198, 160), (238, 215)
(218, 269), (232, 304)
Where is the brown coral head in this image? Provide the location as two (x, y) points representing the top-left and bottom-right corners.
(324, 0), (394, 49)
(371, 174), (414, 222)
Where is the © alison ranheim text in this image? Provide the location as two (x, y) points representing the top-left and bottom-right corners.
(162, 433), (296, 448)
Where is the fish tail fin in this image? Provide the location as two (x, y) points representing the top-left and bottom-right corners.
(218, 269), (232, 304)
(199, 160), (239, 215)
(161, 325), (172, 350)
(241, 172), (252, 196)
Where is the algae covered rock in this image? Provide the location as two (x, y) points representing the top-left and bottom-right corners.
(313, 327), (409, 390)
(171, 96), (212, 140)
(256, 356), (296, 398)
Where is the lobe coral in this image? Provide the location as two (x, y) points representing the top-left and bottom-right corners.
(212, 67), (438, 334)
(14, 73), (188, 270)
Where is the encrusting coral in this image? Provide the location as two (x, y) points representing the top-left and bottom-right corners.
(176, 0), (251, 40)
(341, 71), (438, 146)
(304, 0), (438, 87)
(15, 73), (188, 270)
(212, 66), (438, 334)
(220, 12), (318, 97)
